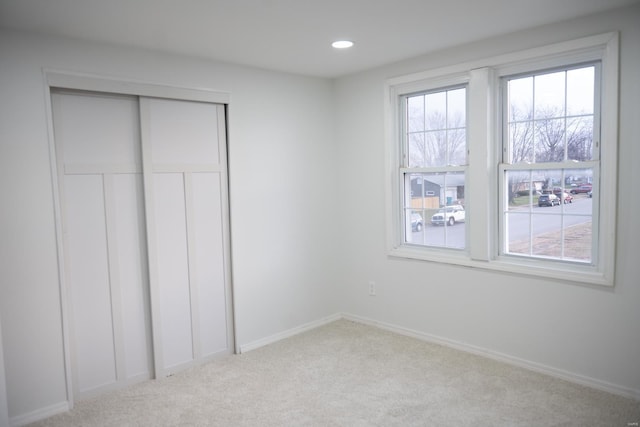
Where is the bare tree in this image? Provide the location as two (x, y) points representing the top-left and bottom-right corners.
(510, 106), (594, 163)
(408, 111), (465, 167)
(566, 117), (593, 161)
(507, 105), (593, 203)
(534, 110), (565, 162)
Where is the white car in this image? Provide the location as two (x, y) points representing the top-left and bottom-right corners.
(410, 212), (424, 231)
(431, 205), (465, 226)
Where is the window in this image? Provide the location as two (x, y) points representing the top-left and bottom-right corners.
(501, 64), (599, 264)
(403, 86), (467, 249)
(385, 33), (618, 286)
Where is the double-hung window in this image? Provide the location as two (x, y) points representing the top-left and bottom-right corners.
(386, 33), (618, 286)
(500, 64), (599, 264)
(403, 85), (467, 249)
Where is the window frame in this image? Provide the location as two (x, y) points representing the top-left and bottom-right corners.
(498, 61), (601, 265)
(384, 32), (618, 287)
(400, 83), (469, 251)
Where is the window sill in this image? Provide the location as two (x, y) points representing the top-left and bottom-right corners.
(388, 245), (613, 288)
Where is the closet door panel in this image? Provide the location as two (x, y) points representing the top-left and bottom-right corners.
(143, 97), (231, 375)
(148, 99), (220, 165)
(112, 174), (152, 379)
(54, 92), (140, 169)
(64, 174), (117, 393)
(192, 172), (228, 356)
(53, 90), (152, 400)
(152, 173), (194, 369)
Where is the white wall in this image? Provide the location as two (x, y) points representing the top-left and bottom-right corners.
(2, 3), (639, 423)
(0, 31), (340, 422)
(334, 4), (640, 398)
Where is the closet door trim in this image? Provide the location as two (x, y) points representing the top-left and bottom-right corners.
(46, 71), (230, 104)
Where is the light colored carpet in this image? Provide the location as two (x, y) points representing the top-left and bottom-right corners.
(30, 320), (640, 426)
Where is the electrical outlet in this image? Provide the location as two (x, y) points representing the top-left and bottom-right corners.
(368, 281), (376, 296)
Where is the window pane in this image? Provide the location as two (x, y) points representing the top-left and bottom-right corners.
(534, 71), (565, 117)
(534, 118), (565, 162)
(408, 133), (426, 167)
(567, 116), (594, 161)
(425, 131), (446, 166)
(448, 128), (466, 166)
(447, 88), (466, 128)
(509, 122), (534, 164)
(531, 214), (563, 258)
(407, 87), (467, 167)
(425, 92), (447, 130)
(408, 173), (426, 202)
(505, 170), (538, 209)
(508, 76), (533, 121)
(503, 167), (593, 262)
(507, 65), (596, 165)
(407, 95), (425, 132)
(567, 66), (595, 116)
(507, 213), (592, 261)
(539, 168), (561, 196)
(506, 211), (531, 256)
(562, 217), (592, 262)
(404, 172), (465, 249)
(567, 168), (594, 197)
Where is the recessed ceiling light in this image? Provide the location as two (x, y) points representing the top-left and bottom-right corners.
(332, 40), (354, 49)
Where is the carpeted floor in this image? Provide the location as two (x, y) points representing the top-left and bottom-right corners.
(30, 320), (640, 426)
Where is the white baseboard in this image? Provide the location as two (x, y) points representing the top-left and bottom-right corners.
(342, 312), (640, 401)
(239, 311), (639, 400)
(10, 401), (69, 427)
(239, 313), (342, 353)
(11, 312), (636, 427)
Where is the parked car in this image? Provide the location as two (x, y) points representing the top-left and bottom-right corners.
(538, 193), (560, 207)
(559, 192), (573, 203)
(431, 205), (465, 226)
(411, 213), (423, 231)
(570, 184), (592, 194)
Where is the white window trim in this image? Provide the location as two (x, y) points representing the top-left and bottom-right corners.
(384, 32), (618, 287)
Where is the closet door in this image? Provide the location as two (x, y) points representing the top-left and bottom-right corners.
(52, 88), (233, 399)
(141, 98), (233, 376)
(52, 91), (153, 398)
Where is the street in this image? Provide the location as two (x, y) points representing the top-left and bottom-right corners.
(507, 196), (592, 243)
(409, 196), (592, 249)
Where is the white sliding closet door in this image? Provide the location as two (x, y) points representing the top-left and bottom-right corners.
(141, 98), (232, 376)
(52, 91), (152, 398)
(52, 89), (233, 399)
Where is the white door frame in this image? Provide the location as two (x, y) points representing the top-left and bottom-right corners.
(44, 70), (236, 408)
